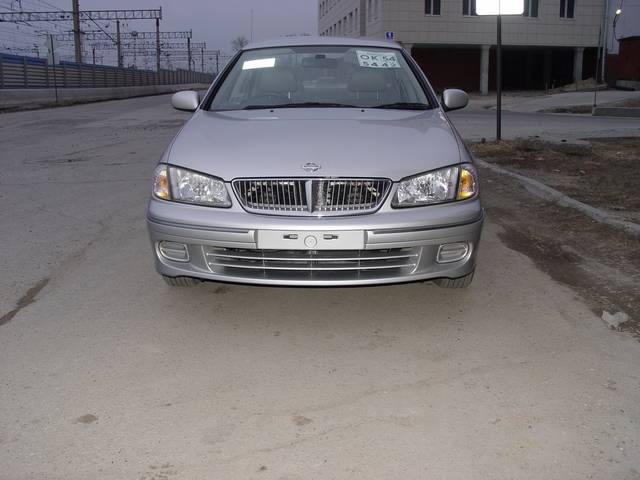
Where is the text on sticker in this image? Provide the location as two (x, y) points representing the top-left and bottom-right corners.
(356, 51), (400, 69)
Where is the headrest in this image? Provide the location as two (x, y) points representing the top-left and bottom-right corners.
(257, 68), (297, 93)
(348, 69), (388, 92)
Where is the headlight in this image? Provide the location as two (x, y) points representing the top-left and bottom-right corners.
(152, 164), (231, 207)
(392, 164), (478, 207)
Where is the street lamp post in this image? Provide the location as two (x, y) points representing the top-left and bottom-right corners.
(476, 0), (525, 142)
(593, 6), (622, 111)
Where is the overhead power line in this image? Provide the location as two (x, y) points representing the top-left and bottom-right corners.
(0, 8), (162, 22)
(1, 5), (219, 73)
(95, 41), (207, 51)
(51, 30), (192, 42)
(1, 7), (164, 68)
(123, 49), (220, 57)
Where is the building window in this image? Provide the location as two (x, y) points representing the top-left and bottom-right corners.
(463, 0), (477, 15)
(523, 0), (539, 16)
(560, 0), (575, 18)
(425, 0), (441, 15)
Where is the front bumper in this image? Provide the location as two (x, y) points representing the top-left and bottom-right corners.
(147, 197), (484, 286)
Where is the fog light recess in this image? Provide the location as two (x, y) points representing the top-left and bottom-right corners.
(437, 242), (470, 264)
(158, 241), (189, 262)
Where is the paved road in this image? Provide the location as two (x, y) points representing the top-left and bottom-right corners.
(1, 96), (639, 479)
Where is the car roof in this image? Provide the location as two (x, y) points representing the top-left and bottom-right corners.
(243, 35), (402, 51)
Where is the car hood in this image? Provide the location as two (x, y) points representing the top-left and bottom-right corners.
(167, 108), (462, 181)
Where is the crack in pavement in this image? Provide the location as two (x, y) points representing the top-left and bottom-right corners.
(0, 278), (49, 327)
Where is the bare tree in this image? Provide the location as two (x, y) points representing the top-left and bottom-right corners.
(231, 36), (249, 51)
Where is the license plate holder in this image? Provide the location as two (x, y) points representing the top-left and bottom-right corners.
(257, 230), (365, 250)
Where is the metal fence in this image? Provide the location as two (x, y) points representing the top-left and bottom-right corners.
(0, 53), (214, 89)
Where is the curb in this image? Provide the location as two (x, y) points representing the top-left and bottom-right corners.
(475, 158), (640, 237)
(593, 107), (640, 118)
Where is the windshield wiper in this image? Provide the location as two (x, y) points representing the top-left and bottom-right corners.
(241, 102), (357, 110)
(371, 102), (431, 110)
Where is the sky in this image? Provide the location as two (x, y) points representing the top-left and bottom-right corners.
(0, 0), (318, 69)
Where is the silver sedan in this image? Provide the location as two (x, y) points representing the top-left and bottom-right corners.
(147, 37), (483, 287)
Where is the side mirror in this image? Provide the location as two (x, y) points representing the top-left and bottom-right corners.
(171, 90), (200, 111)
(441, 89), (469, 112)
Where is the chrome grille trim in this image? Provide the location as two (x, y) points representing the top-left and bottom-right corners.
(205, 247), (420, 280)
(315, 179), (390, 212)
(232, 178), (392, 216)
(234, 179), (308, 213)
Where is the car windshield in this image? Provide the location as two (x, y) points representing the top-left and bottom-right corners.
(208, 45), (432, 111)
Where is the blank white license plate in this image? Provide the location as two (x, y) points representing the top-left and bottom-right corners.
(257, 230), (365, 250)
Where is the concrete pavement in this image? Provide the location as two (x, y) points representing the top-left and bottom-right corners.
(1, 95), (639, 479)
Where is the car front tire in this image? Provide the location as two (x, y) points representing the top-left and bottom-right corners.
(162, 275), (201, 287)
(434, 269), (475, 288)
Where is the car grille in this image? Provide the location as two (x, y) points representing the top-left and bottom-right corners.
(204, 246), (420, 281)
(232, 178), (392, 216)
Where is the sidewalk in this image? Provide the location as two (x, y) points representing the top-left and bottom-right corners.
(468, 90), (640, 113)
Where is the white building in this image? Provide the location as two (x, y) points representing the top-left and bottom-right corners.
(318, 0), (608, 93)
(606, 0), (640, 54)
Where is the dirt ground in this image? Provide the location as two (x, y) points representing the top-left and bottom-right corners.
(472, 138), (640, 222)
(540, 98), (640, 114)
(471, 139), (640, 337)
(609, 98), (640, 108)
(539, 105), (592, 114)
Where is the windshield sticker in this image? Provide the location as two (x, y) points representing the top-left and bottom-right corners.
(242, 58), (276, 70)
(356, 51), (400, 69)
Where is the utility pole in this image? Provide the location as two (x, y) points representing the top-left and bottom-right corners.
(48, 34), (58, 103)
(155, 18), (161, 72)
(116, 20), (123, 67)
(215, 51), (219, 75)
(92, 46), (96, 65)
(200, 46), (204, 72)
(187, 35), (192, 71)
(131, 30), (139, 69)
(72, 0), (82, 63)
(496, 15), (502, 141)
